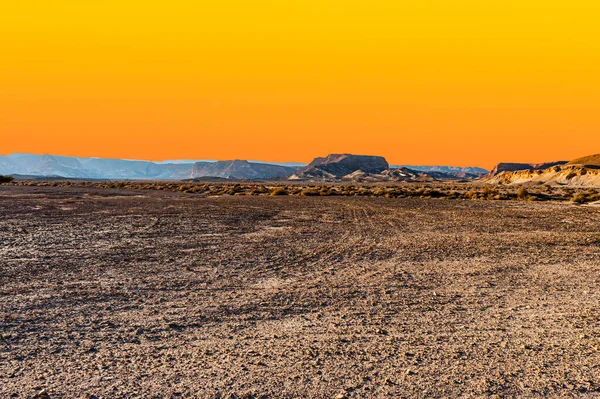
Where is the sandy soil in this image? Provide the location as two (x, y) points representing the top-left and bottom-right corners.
(2, 186), (600, 398)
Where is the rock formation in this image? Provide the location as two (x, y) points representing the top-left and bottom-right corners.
(191, 160), (297, 180)
(488, 161), (567, 177)
(567, 154), (600, 167)
(293, 154), (389, 179)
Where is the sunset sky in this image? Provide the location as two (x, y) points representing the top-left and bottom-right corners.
(2, 1), (599, 168)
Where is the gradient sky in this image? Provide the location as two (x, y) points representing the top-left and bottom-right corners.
(2, 1), (599, 168)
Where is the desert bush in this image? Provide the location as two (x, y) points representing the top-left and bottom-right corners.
(465, 191), (478, 200)
(446, 191), (459, 199)
(372, 188), (386, 197)
(427, 189), (445, 198)
(269, 187), (288, 196)
(482, 186), (497, 196)
(385, 189), (403, 198)
(248, 185), (267, 195)
(517, 187), (529, 199)
(0, 175), (15, 184)
(571, 192), (600, 204)
(571, 192), (587, 204)
(230, 184), (245, 194)
(319, 188), (338, 196)
(301, 189), (320, 196)
(248, 188), (262, 195)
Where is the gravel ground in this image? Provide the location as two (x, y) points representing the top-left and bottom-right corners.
(1, 185), (600, 398)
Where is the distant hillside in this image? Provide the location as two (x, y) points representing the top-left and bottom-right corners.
(0, 153), (310, 180)
(191, 160), (297, 180)
(488, 161), (568, 176)
(397, 165), (488, 179)
(485, 164), (600, 186)
(484, 153), (600, 186)
(0, 153), (195, 180)
(567, 154), (600, 167)
(0, 152), (490, 182)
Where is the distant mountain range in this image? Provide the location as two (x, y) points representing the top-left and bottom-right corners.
(0, 154), (304, 180)
(1, 153), (489, 182)
(7, 151), (600, 186)
(0, 153), (195, 180)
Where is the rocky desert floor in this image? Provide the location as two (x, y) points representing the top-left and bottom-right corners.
(1, 185), (600, 398)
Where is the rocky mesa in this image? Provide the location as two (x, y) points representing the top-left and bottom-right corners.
(291, 154), (389, 180)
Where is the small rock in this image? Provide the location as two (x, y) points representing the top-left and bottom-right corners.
(33, 389), (50, 399)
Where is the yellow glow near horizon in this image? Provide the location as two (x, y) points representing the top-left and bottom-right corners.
(2, 1), (600, 167)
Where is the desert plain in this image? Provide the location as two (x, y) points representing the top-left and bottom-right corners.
(2, 184), (600, 398)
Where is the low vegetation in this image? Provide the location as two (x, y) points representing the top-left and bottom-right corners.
(570, 190), (600, 204)
(10, 179), (600, 203)
(269, 187), (288, 196)
(0, 175), (14, 184)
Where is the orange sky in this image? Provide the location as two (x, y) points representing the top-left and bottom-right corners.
(1, 1), (599, 168)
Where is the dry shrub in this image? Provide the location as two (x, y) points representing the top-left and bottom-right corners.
(320, 188), (337, 196)
(301, 189), (320, 196)
(517, 187), (529, 199)
(0, 175), (15, 184)
(269, 187), (288, 196)
(571, 192), (600, 204)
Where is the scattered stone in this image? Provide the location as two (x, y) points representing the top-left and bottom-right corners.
(33, 389), (50, 399)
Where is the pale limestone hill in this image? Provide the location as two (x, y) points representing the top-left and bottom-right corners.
(568, 154), (600, 167)
(484, 164), (600, 186)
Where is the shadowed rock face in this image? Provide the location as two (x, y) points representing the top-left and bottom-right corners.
(489, 161), (567, 176)
(297, 154), (389, 178)
(191, 160), (297, 180)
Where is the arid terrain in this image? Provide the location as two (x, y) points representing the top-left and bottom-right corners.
(2, 185), (600, 398)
